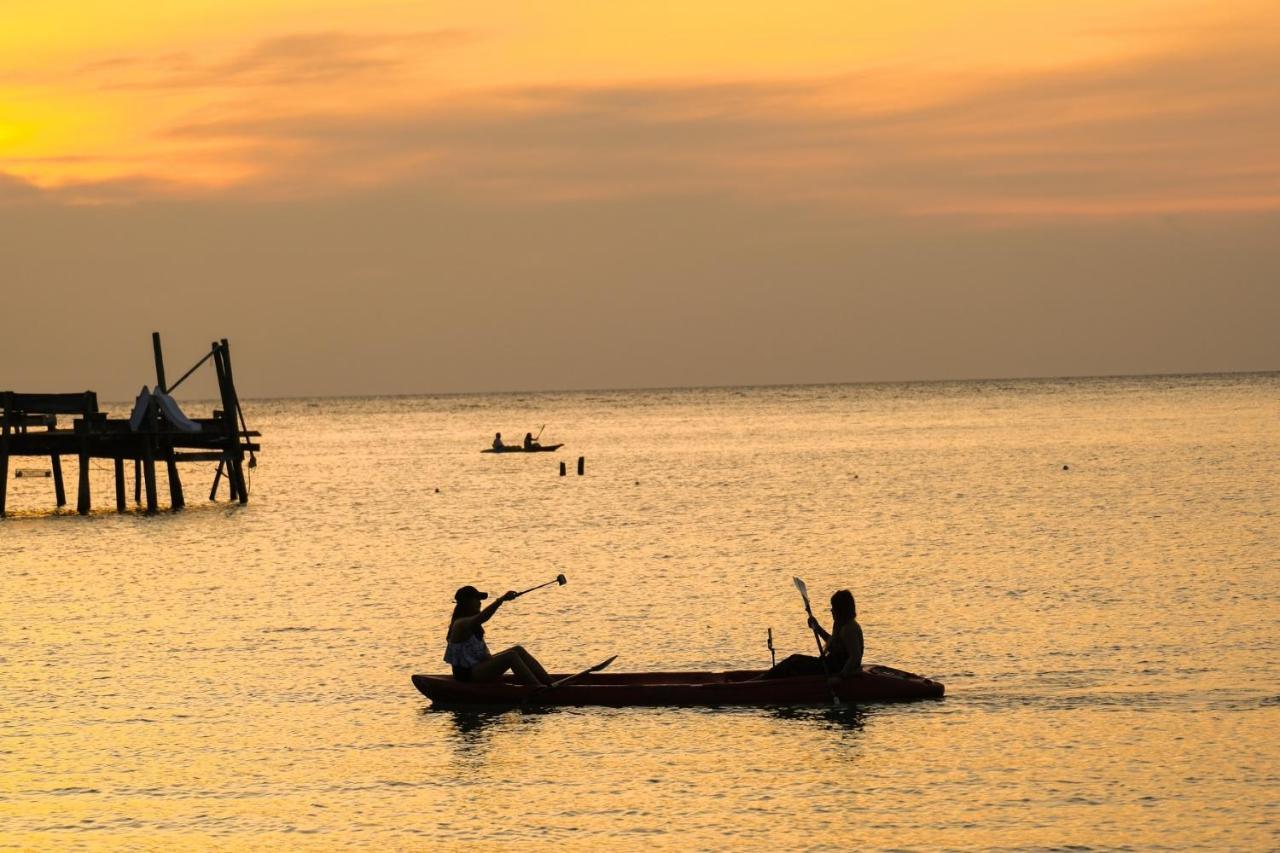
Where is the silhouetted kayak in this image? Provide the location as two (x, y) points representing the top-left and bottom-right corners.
(412, 665), (944, 707)
(481, 443), (564, 453)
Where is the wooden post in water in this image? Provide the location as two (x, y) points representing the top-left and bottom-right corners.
(226, 457), (241, 502)
(142, 442), (158, 512)
(51, 455), (66, 507)
(133, 459), (141, 505)
(210, 458), (224, 501)
(577, 456), (585, 476)
(165, 448), (185, 509)
(114, 458), (126, 511)
(560, 461), (566, 476)
(76, 435), (91, 514)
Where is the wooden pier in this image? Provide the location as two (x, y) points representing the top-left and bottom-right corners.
(0, 333), (260, 517)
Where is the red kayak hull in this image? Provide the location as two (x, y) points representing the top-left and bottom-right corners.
(412, 665), (944, 707)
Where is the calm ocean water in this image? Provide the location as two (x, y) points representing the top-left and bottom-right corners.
(2, 374), (1277, 850)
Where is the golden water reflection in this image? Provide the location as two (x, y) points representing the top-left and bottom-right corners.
(2, 375), (1277, 847)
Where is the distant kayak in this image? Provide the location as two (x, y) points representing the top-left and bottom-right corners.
(412, 664), (944, 707)
(481, 443), (564, 454)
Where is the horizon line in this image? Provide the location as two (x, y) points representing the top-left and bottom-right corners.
(92, 366), (1279, 405)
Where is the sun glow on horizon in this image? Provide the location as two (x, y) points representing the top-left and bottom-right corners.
(2, 0), (1278, 216)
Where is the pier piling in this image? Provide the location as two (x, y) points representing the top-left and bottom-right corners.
(51, 455), (66, 506)
(114, 458), (126, 511)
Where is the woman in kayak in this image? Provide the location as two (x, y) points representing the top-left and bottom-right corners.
(445, 585), (553, 686)
(762, 589), (864, 680)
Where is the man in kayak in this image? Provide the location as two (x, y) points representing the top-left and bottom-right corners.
(444, 585), (553, 686)
(492, 433), (504, 451)
(523, 432), (540, 450)
(761, 589), (863, 681)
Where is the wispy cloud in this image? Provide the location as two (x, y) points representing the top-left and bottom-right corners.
(16, 26), (1280, 218)
(82, 29), (472, 91)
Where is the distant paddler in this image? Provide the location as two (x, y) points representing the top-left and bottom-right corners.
(492, 432), (504, 451)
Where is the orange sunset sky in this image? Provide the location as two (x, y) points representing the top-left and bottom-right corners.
(2, 1), (1278, 397)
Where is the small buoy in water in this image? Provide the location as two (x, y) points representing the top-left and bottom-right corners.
(1062, 465), (1070, 471)
(434, 487), (440, 493)
(634, 481), (640, 486)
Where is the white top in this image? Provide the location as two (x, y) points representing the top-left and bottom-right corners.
(155, 390), (203, 433)
(444, 633), (490, 669)
(128, 387), (152, 432)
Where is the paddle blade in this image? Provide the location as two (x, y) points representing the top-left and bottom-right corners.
(792, 576), (811, 607)
(549, 654), (618, 688)
(556, 574), (567, 585)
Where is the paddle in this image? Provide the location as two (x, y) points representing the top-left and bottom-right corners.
(524, 655), (618, 705)
(548, 654), (617, 688)
(793, 576), (840, 705)
(767, 627), (776, 667)
(513, 573), (567, 599)
(534, 424), (546, 441)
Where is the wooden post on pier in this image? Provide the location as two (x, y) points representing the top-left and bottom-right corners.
(0, 414), (9, 518)
(51, 455), (66, 506)
(151, 332), (168, 394)
(141, 394), (158, 513)
(133, 459), (141, 505)
(153, 332), (185, 510)
(224, 339), (249, 501)
(74, 391), (97, 515)
(76, 428), (91, 514)
(211, 342), (248, 504)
